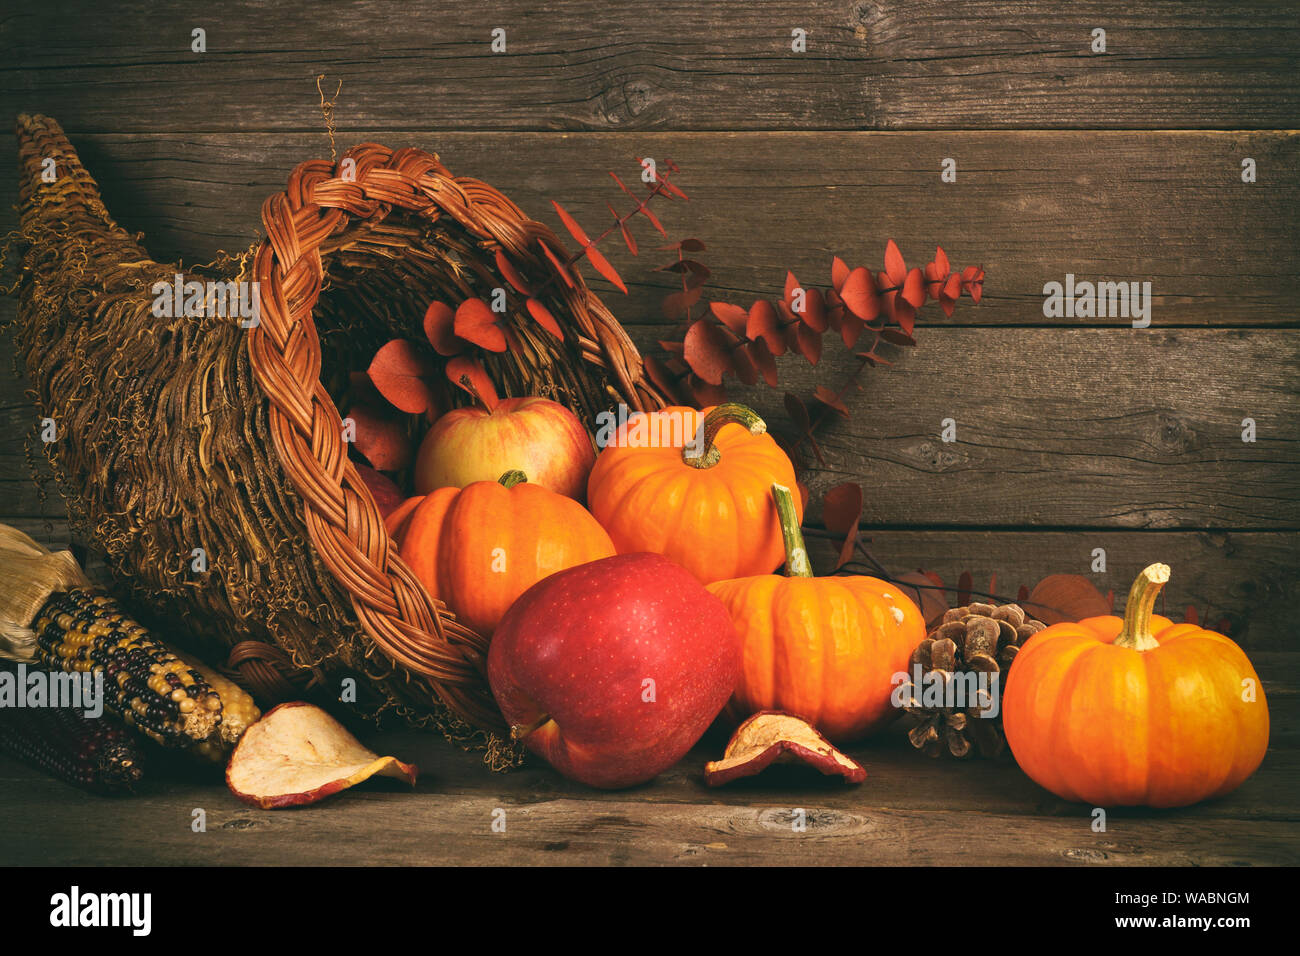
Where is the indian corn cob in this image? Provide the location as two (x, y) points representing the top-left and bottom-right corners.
(0, 686), (145, 794)
(32, 588), (259, 752)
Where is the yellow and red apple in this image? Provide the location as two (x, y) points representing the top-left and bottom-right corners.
(414, 396), (595, 501)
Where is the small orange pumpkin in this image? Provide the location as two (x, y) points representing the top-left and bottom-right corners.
(707, 483), (926, 742)
(1002, 563), (1270, 808)
(587, 403), (801, 585)
(383, 495), (425, 546)
(399, 470), (615, 636)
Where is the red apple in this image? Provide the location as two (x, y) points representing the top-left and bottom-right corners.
(355, 463), (404, 518)
(415, 397), (595, 501)
(488, 552), (740, 789)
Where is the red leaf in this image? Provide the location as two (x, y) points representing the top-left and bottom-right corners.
(662, 286), (704, 320)
(729, 340), (759, 386)
(453, 298), (508, 352)
(798, 287), (828, 332)
(795, 323), (822, 365)
(551, 200), (591, 246)
(583, 243), (629, 294)
(368, 340), (438, 415)
(840, 267), (880, 321)
(746, 301), (787, 356)
(349, 369), (383, 407)
(957, 570), (973, 606)
(839, 311), (865, 349)
(609, 170), (634, 197)
(823, 482), (863, 570)
(423, 301), (463, 356)
(494, 250), (534, 296)
(1017, 584), (1030, 602)
(525, 298), (563, 339)
(831, 256), (850, 293)
(884, 239), (907, 286)
(604, 201), (639, 256)
(902, 267), (926, 309)
(933, 245), (950, 277)
(894, 571), (951, 629)
(644, 354), (687, 403)
(658, 176), (688, 201)
(879, 328), (916, 347)
(813, 385), (848, 417)
(683, 319), (737, 386)
(688, 373), (727, 407)
(783, 392), (812, 433)
(540, 241), (575, 288)
(642, 356), (691, 405)
(822, 482), (863, 535)
(709, 301), (749, 336)
(346, 402), (413, 472)
(784, 271), (800, 305)
(620, 221), (638, 256)
(1024, 574), (1111, 626)
(746, 338), (779, 387)
(661, 259), (711, 280)
(1184, 604), (1199, 626)
(639, 204), (667, 237)
(445, 356), (499, 412)
(884, 292), (916, 335)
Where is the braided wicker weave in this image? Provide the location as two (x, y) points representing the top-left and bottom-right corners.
(7, 114), (666, 760)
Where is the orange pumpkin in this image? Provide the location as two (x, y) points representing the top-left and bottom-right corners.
(1003, 563), (1269, 808)
(399, 470), (614, 636)
(587, 403), (801, 585)
(384, 495), (425, 546)
(706, 483), (926, 742)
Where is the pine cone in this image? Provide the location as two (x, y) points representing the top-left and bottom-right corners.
(901, 602), (1046, 758)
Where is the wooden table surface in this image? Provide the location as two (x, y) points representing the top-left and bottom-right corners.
(2, 651), (1296, 866)
(1, 1), (1297, 866)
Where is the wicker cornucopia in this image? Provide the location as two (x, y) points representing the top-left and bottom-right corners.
(5, 113), (667, 763)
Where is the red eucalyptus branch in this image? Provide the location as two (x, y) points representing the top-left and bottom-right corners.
(650, 241), (985, 464)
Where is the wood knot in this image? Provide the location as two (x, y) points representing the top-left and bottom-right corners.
(850, 1), (886, 40)
(756, 807), (867, 833)
(1152, 413), (1199, 455)
(1062, 846), (1110, 862)
(601, 78), (656, 125)
(906, 439), (965, 472)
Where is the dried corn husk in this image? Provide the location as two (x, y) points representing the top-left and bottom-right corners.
(0, 524), (91, 661)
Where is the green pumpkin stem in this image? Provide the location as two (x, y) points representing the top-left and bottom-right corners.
(498, 470), (528, 488)
(682, 403), (766, 470)
(1112, 563), (1170, 651)
(771, 483), (813, 578)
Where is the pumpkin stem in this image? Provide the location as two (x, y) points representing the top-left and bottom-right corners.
(510, 713), (553, 741)
(771, 483), (813, 578)
(1113, 563), (1170, 651)
(498, 470), (528, 488)
(682, 403), (766, 470)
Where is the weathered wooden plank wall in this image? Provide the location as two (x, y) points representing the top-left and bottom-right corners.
(1, 2), (1297, 649)
(5, 1), (1299, 129)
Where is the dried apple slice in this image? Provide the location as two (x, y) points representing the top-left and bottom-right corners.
(705, 711), (866, 786)
(226, 702), (418, 809)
